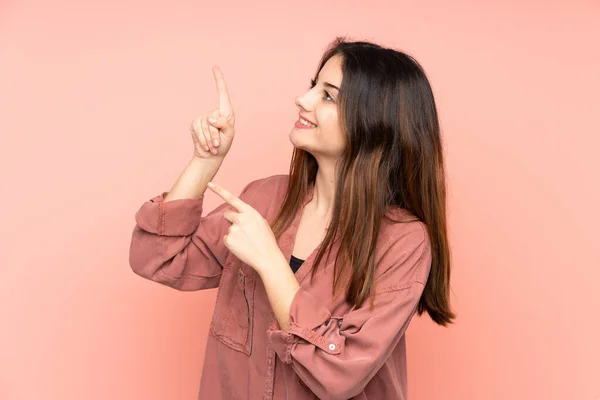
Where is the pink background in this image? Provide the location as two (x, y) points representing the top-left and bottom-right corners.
(1, 1), (598, 399)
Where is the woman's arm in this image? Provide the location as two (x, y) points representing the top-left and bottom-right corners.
(163, 155), (223, 202)
(265, 224), (431, 400)
(129, 158), (262, 291)
(258, 251), (301, 331)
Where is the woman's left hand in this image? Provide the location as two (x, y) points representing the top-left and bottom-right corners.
(206, 181), (283, 274)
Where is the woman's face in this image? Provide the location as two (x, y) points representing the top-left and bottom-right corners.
(289, 54), (346, 159)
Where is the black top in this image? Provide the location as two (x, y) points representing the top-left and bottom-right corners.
(290, 254), (305, 273)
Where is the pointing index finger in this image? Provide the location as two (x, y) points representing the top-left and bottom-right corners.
(207, 182), (246, 211)
(212, 66), (233, 116)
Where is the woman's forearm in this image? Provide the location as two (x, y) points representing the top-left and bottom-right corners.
(258, 252), (301, 331)
(164, 156), (224, 202)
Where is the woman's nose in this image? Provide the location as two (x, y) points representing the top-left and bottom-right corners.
(295, 93), (310, 111)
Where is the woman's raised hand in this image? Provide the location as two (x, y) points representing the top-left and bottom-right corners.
(190, 66), (236, 159)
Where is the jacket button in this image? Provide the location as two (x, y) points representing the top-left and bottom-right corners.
(328, 343), (336, 351)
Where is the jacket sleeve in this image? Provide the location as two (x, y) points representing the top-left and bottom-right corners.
(128, 179), (259, 291)
(266, 224), (431, 400)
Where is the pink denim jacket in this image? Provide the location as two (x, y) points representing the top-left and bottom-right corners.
(129, 174), (431, 400)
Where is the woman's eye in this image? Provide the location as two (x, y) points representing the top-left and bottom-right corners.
(309, 78), (334, 102)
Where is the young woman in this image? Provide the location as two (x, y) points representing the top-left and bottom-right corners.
(129, 37), (455, 400)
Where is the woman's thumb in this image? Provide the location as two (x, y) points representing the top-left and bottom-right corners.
(208, 116), (225, 127)
(208, 116), (233, 135)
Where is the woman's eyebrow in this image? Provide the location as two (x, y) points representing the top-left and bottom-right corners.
(324, 82), (340, 92)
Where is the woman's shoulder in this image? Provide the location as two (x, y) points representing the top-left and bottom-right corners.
(383, 205), (422, 226)
(374, 210), (431, 287)
(241, 174), (289, 196)
(238, 174), (289, 209)
(379, 207), (429, 257)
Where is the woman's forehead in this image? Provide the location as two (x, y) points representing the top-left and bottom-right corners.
(318, 55), (343, 85)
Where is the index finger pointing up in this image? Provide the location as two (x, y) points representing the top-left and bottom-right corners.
(212, 66), (233, 116)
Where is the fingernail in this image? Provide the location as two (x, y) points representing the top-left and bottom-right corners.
(208, 118), (217, 123)
(207, 182), (214, 188)
(213, 140), (219, 146)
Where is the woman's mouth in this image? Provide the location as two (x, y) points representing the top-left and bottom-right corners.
(295, 116), (317, 129)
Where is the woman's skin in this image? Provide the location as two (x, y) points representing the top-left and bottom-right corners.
(290, 54), (346, 221)
(163, 67), (234, 203)
(165, 55), (349, 331)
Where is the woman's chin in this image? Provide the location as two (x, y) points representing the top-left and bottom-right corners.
(290, 128), (319, 152)
(288, 129), (304, 146)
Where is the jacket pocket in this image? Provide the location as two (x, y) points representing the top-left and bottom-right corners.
(210, 263), (255, 355)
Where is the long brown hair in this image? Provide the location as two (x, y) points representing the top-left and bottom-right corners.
(270, 37), (455, 326)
